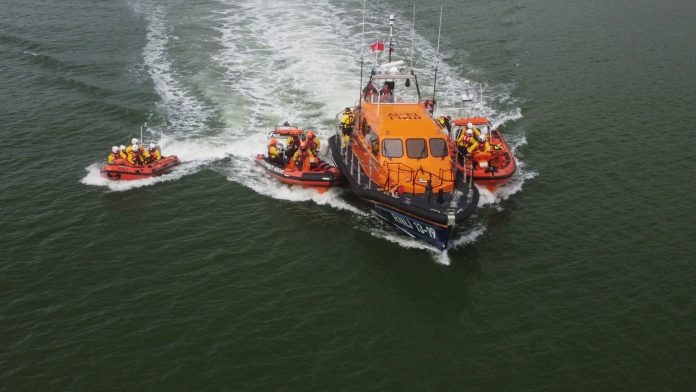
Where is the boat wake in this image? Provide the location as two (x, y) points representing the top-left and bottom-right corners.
(477, 135), (538, 207)
(370, 225), (487, 265)
(84, 0), (532, 261)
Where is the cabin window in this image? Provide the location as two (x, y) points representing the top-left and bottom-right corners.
(429, 138), (448, 157)
(382, 139), (403, 158)
(406, 138), (428, 159)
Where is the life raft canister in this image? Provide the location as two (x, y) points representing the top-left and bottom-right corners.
(473, 151), (492, 169)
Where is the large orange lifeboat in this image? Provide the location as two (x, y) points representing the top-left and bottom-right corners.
(448, 117), (517, 191)
(255, 127), (341, 193)
(328, 67), (479, 250)
(100, 155), (180, 181)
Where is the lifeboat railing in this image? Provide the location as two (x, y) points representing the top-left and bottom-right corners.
(335, 113), (475, 201)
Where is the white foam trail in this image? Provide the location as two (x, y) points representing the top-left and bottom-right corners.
(204, 0), (529, 258)
(80, 133), (237, 191)
(86, 0), (532, 259)
(211, 0), (360, 127)
(476, 133), (538, 207)
(136, 2), (214, 134)
(370, 224), (487, 265)
(80, 161), (201, 192)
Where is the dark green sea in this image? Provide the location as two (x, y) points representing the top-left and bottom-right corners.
(2, 0), (695, 390)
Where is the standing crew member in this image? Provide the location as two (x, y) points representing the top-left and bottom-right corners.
(268, 139), (282, 164)
(457, 128), (479, 157)
(379, 83), (393, 102)
(340, 108), (355, 148)
(305, 131), (320, 156)
(362, 81), (378, 101)
(438, 115), (452, 134)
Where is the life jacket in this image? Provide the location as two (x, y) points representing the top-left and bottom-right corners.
(306, 138), (318, 152)
(288, 135), (300, 148)
(297, 149), (309, 161)
(131, 151), (143, 165)
(148, 148), (160, 162)
(294, 149), (313, 166)
(458, 134), (472, 147)
(110, 152), (121, 162)
(341, 113), (354, 127)
(268, 145), (280, 159)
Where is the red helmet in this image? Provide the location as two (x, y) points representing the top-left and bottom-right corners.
(300, 141), (308, 149)
(269, 138), (277, 146)
(307, 131), (314, 139)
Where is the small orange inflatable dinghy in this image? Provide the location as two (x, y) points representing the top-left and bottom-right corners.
(100, 156), (180, 181)
(449, 117), (517, 191)
(255, 127), (341, 193)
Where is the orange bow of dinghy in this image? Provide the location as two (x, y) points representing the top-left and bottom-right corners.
(100, 156), (180, 181)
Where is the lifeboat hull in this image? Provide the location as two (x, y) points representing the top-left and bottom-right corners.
(254, 154), (341, 193)
(455, 130), (517, 191)
(329, 135), (478, 250)
(372, 202), (454, 250)
(100, 156), (180, 181)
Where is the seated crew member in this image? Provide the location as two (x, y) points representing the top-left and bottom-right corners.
(107, 146), (121, 164)
(118, 145), (128, 159)
(379, 83), (393, 102)
(268, 138), (282, 164)
(362, 81), (378, 101)
(147, 143), (161, 163)
(471, 135), (492, 168)
(305, 131), (321, 156)
(128, 144), (144, 165)
(292, 141), (314, 169)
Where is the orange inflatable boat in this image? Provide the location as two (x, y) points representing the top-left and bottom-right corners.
(449, 117), (517, 191)
(100, 156), (180, 181)
(255, 127), (341, 193)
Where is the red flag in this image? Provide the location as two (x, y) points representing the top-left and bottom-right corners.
(370, 41), (385, 52)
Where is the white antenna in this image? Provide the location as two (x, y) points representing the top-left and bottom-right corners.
(140, 123), (144, 145)
(358, 0), (366, 105)
(431, 5), (443, 103)
(410, 4), (415, 69)
(479, 83), (484, 113)
(388, 14), (395, 63)
(461, 81), (473, 117)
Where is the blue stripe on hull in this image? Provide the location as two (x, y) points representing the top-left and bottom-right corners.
(372, 204), (452, 250)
